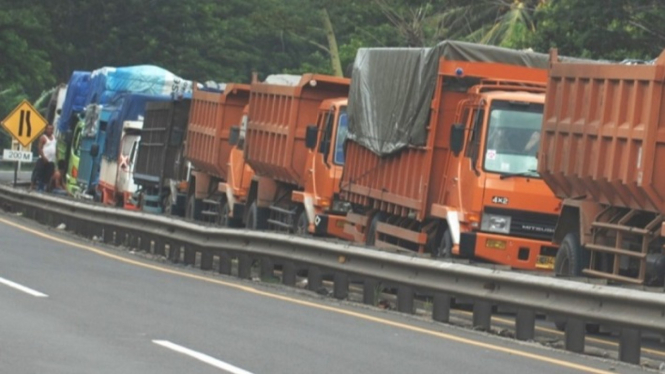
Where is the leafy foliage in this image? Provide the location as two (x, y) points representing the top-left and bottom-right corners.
(1, 0), (664, 120)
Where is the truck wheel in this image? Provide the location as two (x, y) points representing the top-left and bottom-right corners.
(434, 228), (453, 259)
(185, 195), (197, 220)
(246, 202), (268, 230)
(162, 194), (172, 215)
(295, 210), (309, 236)
(554, 232), (588, 277)
(366, 214), (382, 246)
(219, 201), (241, 228)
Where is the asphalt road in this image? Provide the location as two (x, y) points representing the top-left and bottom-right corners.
(0, 213), (654, 374)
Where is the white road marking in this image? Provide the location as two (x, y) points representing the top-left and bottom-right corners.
(0, 276), (48, 297)
(153, 340), (254, 374)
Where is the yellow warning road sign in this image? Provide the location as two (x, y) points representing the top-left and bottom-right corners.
(1, 100), (48, 147)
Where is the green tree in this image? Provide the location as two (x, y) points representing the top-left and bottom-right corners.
(529, 0), (665, 60)
(0, 2), (54, 97)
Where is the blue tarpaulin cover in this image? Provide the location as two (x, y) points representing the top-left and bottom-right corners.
(86, 65), (193, 108)
(103, 93), (171, 159)
(57, 71), (91, 133)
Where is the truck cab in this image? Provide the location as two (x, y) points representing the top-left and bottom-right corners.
(66, 103), (106, 197)
(296, 98), (351, 239)
(99, 120), (143, 208)
(443, 85), (561, 269)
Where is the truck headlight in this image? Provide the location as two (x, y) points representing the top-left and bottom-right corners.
(481, 214), (511, 234)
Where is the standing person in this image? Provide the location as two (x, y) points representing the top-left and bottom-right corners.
(34, 124), (56, 192)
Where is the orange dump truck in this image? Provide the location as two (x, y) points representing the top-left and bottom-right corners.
(243, 74), (351, 238)
(540, 49), (665, 285)
(340, 41), (561, 270)
(184, 84), (254, 226)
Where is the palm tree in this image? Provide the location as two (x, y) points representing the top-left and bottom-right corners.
(373, 0), (544, 48)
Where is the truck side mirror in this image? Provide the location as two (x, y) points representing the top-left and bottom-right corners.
(305, 125), (318, 149)
(229, 126), (240, 146)
(90, 143), (100, 158)
(450, 123), (465, 156)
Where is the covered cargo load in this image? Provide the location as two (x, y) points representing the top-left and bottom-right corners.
(57, 71), (91, 134)
(134, 98), (192, 187)
(539, 51), (665, 213)
(185, 84), (250, 179)
(86, 65), (193, 106)
(348, 40), (578, 156)
(245, 74), (349, 186)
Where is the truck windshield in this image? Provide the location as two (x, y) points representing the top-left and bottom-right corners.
(483, 100), (543, 177)
(333, 106), (348, 165)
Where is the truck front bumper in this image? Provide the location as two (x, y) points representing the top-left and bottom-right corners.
(459, 232), (557, 271)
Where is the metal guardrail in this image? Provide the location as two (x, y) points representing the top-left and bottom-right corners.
(0, 184), (662, 365)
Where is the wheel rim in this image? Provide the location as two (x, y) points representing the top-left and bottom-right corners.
(219, 203), (230, 227)
(162, 195), (172, 215)
(295, 211), (308, 235)
(436, 230), (452, 258)
(557, 256), (571, 276)
(186, 196), (195, 220)
(246, 204), (256, 229)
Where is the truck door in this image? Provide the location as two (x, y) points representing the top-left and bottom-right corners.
(457, 106), (487, 216)
(117, 135), (139, 193)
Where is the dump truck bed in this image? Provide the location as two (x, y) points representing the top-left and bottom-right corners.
(185, 84), (250, 179)
(245, 74), (349, 187)
(539, 51), (665, 213)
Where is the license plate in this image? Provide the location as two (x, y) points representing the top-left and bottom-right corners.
(536, 255), (555, 270)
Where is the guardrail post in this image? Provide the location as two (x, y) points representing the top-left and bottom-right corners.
(282, 262), (297, 286)
(564, 318), (585, 353)
(219, 252), (232, 275)
(363, 279), (379, 306)
(128, 232), (139, 250)
(432, 293), (451, 323)
(397, 286), (414, 314)
(260, 257), (274, 280)
(103, 227), (113, 244)
(114, 229), (124, 246)
(238, 254), (252, 279)
(333, 273), (349, 300)
(472, 301), (492, 331)
(619, 328), (641, 364)
(515, 309), (536, 341)
(139, 236), (151, 253)
(153, 238), (165, 256)
(87, 222), (101, 241)
(307, 266), (323, 292)
(200, 250), (213, 271)
(183, 246), (196, 266)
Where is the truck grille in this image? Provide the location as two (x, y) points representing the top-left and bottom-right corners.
(483, 207), (557, 241)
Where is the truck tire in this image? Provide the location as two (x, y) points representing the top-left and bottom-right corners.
(186, 195), (200, 221)
(246, 202), (268, 230)
(219, 201), (241, 228)
(294, 210), (309, 236)
(366, 213), (382, 246)
(434, 228), (453, 259)
(554, 232), (588, 277)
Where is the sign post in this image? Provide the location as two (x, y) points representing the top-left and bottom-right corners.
(3, 141), (32, 187)
(1, 100), (46, 188)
